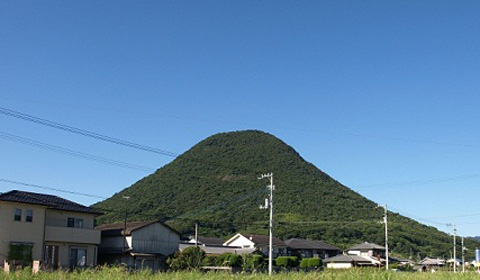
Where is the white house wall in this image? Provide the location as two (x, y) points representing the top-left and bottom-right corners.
(327, 262), (353, 269)
(224, 235), (255, 248)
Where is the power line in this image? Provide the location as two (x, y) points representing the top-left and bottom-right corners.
(424, 213), (480, 220)
(0, 97), (477, 148)
(356, 173), (480, 189)
(0, 106), (258, 173)
(0, 106), (179, 158)
(3, 105), (480, 191)
(0, 130), (156, 172)
(0, 179), (107, 199)
(388, 205), (448, 228)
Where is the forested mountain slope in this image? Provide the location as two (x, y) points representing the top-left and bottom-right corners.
(94, 130), (479, 258)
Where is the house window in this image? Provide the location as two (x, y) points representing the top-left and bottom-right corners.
(67, 217), (84, 228)
(75, 218), (83, 228)
(70, 248), (87, 268)
(14, 209), (22, 221)
(26, 209), (33, 222)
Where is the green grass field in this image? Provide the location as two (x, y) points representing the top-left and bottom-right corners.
(1, 267), (479, 280)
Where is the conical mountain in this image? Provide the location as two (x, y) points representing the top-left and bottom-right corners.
(94, 130), (479, 257)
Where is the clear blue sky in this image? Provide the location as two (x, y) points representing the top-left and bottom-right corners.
(1, 1), (480, 236)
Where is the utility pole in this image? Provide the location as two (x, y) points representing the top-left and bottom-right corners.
(195, 223), (199, 248)
(380, 204), (389, 270)
(454, 225), (457, 273)
(259, 173), (274, 276)
(462, 236), (465, 273)
(123, 196), (131, 254)
(447, 223), (457, 273)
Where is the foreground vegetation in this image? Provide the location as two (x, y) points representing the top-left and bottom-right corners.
(1, 267), (480, 280)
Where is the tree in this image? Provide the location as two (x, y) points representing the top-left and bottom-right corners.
(167, 247), (205, 270)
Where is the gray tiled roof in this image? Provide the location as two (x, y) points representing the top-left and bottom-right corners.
(96, 220), (181, 236)
(324, 254), (372, 263)
(194, 236), (225, 246)
(348, 242), (385, 251)
(241, 234), (287, 247)
(285, 238), (341, 251)
(180, 243), (256, 255)
(0, 190), (102, 214)
(418, 257), (445, 265)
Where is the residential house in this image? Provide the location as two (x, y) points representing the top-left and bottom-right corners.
(223, 233), (288, 258)
(285, 238), (340, 259)
(418, 257), (445, 271)
(181, 235), (255, 255)
(347, 242), (386, 259)
(0, 190), (102, 269)
(324, 242), (388, 269)
(96, 220), (180, 270)
(324, 254), (376, 268)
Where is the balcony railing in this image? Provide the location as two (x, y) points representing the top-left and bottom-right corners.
(45, 226), (101, 244)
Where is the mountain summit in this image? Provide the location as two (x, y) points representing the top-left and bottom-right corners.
(94, 130), (478, 257)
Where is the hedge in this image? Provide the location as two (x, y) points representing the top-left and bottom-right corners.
(275, 256), (300, 268)
(300, 258), (323, 269)
(243, 254), (264, 269)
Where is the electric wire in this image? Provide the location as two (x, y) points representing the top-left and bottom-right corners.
(0, 131), (156, 172)
(0, 179), (107, 199)
(0, 97), (477, 148)
(0, 106), (179, 158)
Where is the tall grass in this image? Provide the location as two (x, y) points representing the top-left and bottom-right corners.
(1, 267), (479, 280)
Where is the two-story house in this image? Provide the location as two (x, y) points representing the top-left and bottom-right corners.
(96, 220), (180, 270)
(324, 242), (387, 268)
(346, 242), (386, 258)
(223, 233), (288, 258)
(0, 190), (102, 269)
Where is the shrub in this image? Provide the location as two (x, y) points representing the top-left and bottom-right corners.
(7, 243), (33, 266)
(217, 253), (242, 267)
(203, 255), (218, 266)
(300, 258), (322, 269)
(308, 258), (322, 268)
(166, 246), (205, 270)
(300, 258), (310, 269)
(242, 254), (264, 270)
(275, 256), (300, 268)
(275, 256), (290, 267)
(289, 256), (300, 267)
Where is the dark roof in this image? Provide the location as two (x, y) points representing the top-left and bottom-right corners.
(195, 236), (225, 246)
(96, 220), (181, 236)
(241, 234), (287, 247)
(348, 242), (386, 251)
(179, 244), (256, 255)
(0, 190), (102, 215)
(285, 238), (341, 251)
(324, 254), (371, 263)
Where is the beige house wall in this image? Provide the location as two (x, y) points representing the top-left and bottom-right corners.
(0, 201), (99, 268)
(0, 201), (47, 264)
(44, 242), (97, 267)
(45, 209), (95, 229)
